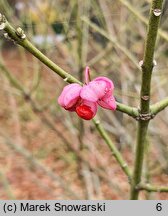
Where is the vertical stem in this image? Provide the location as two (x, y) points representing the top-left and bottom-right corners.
(144, 137), (153, 200)
(130, 0), (163, 200)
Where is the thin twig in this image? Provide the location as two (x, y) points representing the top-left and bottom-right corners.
(0, 14), (133, 180)
(137, 183), (168, 193)
(0, 59), (132, 188)
(150, 97), (168, 115)
(1, 14), (137, 118)
(130, 0), (163, 200)
(93, 118), (131, 180)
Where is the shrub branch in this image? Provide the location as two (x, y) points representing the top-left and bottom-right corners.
(0, 14), (133, 179)
(137, 183), (168, 193)
(130, 0), (163, 200)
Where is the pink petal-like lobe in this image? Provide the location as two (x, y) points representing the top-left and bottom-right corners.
(81, 76), (115, 102)
(80, 85), (98, 102)
(93, 77), (114, 90)
(58, 83), (82, 110)
(88, 80), (107, 99)
(93, 76), (114, 97)
(58, 69), (116, 118)
(98, 95), (116, 110)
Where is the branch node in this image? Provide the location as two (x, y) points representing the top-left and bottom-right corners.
(0, 13), (6, 30)
(153, 59), (157, 66)
(95, 120), (100, 125)
(0, 13), (6, 22)
(3, 33), (9, 39)
(141, 95), (150, 101)
(138, 60), (143, 67)
(122, 163), (128, 168)
(153, 9), (162, 17)
(0, 22), (6, 30)
(139, 113), (151, 121)
(63, 77), (69, 82)
(139, 60), (157, 70)
(136, 112), (154, 121)
(3, 32), (17, 44)
(16, 27), (26, 39)
(151, 113), (155, 119)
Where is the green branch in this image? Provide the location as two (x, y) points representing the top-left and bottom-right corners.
(137, 183), (168, 193)
(130, 0), (163, 200)
(116, 102), (138, 118)
(4, 21), (81, 85)
(0, 14), (137, 118)
(150, 97), (168, 115)
(0, 13), (133, 179)
(93, 118), (131, 179)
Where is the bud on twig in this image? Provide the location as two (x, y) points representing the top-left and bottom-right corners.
(0, 13), (6, 30)
(16, 27), (26, 39)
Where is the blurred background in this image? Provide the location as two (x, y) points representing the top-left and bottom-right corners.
(0, 0), (168, 199)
